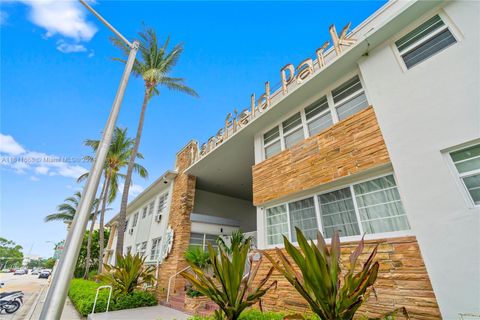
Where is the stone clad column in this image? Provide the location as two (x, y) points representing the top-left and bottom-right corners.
(156, 140), (197, 301)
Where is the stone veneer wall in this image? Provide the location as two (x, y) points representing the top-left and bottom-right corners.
(252, 236), (441, 319)
(156, 141), (197, 300)
(252, 106), (390, 206)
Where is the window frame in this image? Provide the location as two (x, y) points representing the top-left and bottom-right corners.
(150, 237), (162, 261)
(156, 192), (169, 218)
(148, 201), (155, 216)
(332, 76), (368, 121)
(136, 241), (147, 257)
(392, 11), (460, 72)
(447, 142), (480, 208)
(262, 173), (413, 249)
(132, 212), (139, 227)
(260, 72), (368, 161)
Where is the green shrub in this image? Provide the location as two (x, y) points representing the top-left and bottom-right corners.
(186, 287), (203, 298)
(68, 278), (157, 316)
(113, 291), (157, 310)
(188, 309), (318, 320)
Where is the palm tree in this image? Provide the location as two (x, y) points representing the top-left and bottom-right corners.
(44, 191), (98, 228)
(111, 27), (198, 255)
(80, 127), (148, 273)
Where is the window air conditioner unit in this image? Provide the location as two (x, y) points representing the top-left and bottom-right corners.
(155, 214), (162, 223)
(128, 228), (134, 235)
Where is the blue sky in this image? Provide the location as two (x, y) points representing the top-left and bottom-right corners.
(0, 1), (385, 257)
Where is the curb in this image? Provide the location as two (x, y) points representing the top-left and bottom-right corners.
(24, 285), (46, 320)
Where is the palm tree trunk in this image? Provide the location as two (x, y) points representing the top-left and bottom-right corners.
(84, 175), (107, 279)
(116, 88), (151, 257)
(98, 175), (111, 274)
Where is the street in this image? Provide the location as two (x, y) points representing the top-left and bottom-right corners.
(0, 272), (47, 320)
(0, 272), (82, 320)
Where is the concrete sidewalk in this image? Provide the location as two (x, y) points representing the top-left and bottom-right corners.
(87, 305), (190, 320)
(26, 285), (83, 320)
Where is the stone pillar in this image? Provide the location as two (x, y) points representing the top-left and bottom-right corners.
(156, 140), (198, 301)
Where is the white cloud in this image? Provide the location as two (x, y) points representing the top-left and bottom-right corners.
(56, 41), (87, 53)
(0, 133), (89, 180)
(9, 0), (97, 54)
(0, 133), (26, 155)
(22, 0), (97, 42)
(30, 176), (39, 181)
(119, 183), (144, 198)
(35, 166), (49, 175)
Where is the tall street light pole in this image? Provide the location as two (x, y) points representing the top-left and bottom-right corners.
(40, 2), (138, 319)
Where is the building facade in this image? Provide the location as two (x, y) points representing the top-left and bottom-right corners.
(105, 0), (480, 318)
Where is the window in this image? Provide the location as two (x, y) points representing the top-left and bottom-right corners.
(265, 174), (410, 245)
(305, 96), (332, 136)
(396, 15), (457, 69)
(132, 212), (139, 227)
(126, 246), (132, 254)
(266, 205), (289, 245)
(263, 127), (281, 159)
(282, 113), (304, 149)
(142, 207), (147, 219)
(288, 198), (318, 242)
(157, 193), (169, 216)
(124, 219), (129, 231)
(261, 74), (369, 160)
(189, 233), (219, 250)
(148, 201), (154, 215)
(150, 237), (162, 260)
(450, 144), (480, 205)
(332, 76), (368, 121)
(136, 241), (147, 256)
(189, 232), (205, 249)
(353, 175), (409, 233)
(318, 188), (360, 238)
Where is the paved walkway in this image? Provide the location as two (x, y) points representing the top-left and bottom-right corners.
(28, 285), (83, 320)
(87, 305), (190, 320)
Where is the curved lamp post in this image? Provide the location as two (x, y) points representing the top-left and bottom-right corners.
(40, 2), (139, 319)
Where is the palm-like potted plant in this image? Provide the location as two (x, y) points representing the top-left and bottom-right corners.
(181, 238), (276, 320)
(263, 227), (380, 320)
(97, 252), (155, 296)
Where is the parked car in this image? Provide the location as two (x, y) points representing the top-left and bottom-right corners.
(9, 268), (16, 273)
(31, 269), (39, 275)
(38, 271), (50, 279)
(13, 269), (26, 275)
(1, 269), (10, 273)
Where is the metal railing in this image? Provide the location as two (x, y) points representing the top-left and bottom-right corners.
(91, 285), (112, 314)
(166, 266), (190, 303)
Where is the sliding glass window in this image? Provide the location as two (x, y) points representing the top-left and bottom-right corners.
(265, 174), (410, 245)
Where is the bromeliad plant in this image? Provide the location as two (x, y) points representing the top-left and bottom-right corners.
(263, 227), (379, 320)
(181, 238), (277, 320)
(97, 253), (155, 296)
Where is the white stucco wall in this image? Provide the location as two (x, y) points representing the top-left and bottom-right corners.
(193, 189), (256, 232)
(358, 2), (480, 318)
(116, 181), (174, 265)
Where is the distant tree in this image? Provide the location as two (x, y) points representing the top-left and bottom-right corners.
(111, 27), (198, 256)
(0, 237), (23, 269)
(44, 257), (56, 269)
(27, 259), (47, 269)
(80, 127), (147, 274)
(74, 229), (110, 278)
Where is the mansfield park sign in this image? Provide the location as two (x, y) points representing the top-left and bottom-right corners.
(196, 23), (357, 159)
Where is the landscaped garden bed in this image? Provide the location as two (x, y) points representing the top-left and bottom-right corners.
(68, 278), (157, 316)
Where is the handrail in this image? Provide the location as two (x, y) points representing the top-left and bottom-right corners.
(166, 266), (190, 303)
(91, 285), (112, 314)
